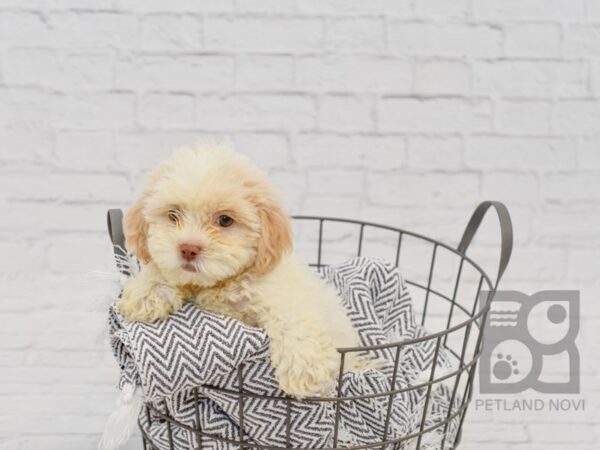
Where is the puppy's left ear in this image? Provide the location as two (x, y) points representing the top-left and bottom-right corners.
(254, 196), (293, 275)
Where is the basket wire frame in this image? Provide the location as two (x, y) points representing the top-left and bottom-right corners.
(107, 201), (513, 450)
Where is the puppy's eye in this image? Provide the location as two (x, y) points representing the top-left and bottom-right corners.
(167, 209), (180, 224)
(217, 215), (234, 228)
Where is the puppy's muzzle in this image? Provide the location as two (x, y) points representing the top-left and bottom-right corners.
(180, 243), (202, 262)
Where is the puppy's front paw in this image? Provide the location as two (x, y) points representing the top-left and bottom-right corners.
(118, 281), (183, 323)
(272, 341), (340, 398)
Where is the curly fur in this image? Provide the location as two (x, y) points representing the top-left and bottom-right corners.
(117, 143), (367, 397)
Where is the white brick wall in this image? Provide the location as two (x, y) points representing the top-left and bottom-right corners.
(0, 1), (598, 449)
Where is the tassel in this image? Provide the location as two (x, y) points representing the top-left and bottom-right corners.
(98, 383), (143, 450)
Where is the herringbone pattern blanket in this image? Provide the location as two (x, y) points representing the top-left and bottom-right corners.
(109, 257), (460, 450)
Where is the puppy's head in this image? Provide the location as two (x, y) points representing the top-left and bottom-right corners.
(124, 144), (292, 287)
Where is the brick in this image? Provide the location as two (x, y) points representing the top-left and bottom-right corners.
(51, 203), (120, 234)
(482, 172), (539, 205)
(196, 94), (315, 131)
(407, 135), (463, 169)
(0, 410), (109, 434)
(60, 52), (115, 90)
(116, 55), (234, 91)
(496, 99), (552, 135)
(47, 12), (139, 49)
(116, 131), (216, 170)
(543, 172), (600, 203)
(27, 351), (103, 368)
(591, 60), (600, 97)
(1, 202), (123, 234)
(0, 88), (51, 127)
(0, 12), (49, 46)
(567, 249), (600, 281)
(235, 55), (294, 91)
(473, 60), (586, 96)
(506, 23), (561, 57)
(466, 135), (576, 170)
(115, 0), (234, 12)
(473, 0), (584, 20)
(414, 0), (470, 17)
(139, 93), (195, 128)
(503, 246), (566, 282)
(266, 169), (306, 211)
(205, 17), (324, 52)
(234, 0), (296, 12)
(301, 195), (362, 219)
(55, 130), (116, 170)
(465, 422), (528, 443)
(295, 56), (412, 93)
(413, 59), (471, 94)
(51, 93), (135, 128)
(307, 169), (363, 195)
(5, 436), (97, 450)
(326, 17), (385, 52)
(555, 0), (586, 18)
(0, 128), (53, 163)
(4, 48), (113, 91)
(535, 210), (600, 245)
(580, 137), (600, 169)
(459, 444), (510, 450)
(361, 204), (467, 243)
(528, 424), (595, 443)
(294, 134), (406, 169)
(47, 235), (114, 273)
(0, 351), (24, 366)
(379, 98), (492, 132)
(0, 172), (131, 203)
(366, 172), (480, 207)
(297, 0), (411, 14)
(45, 0), (114, 9)
(3, 49), (59, 88)
(233, 133), (290, 169)
(0, 241), (45, 276)
(563, 24), (600, 58)
(0, 0), (43, 7)
(512, 446), (599, 450)
(318, 95), (373, 132)
(141, 14), (202, 51)
(388, 22), (503, 57)
(1, 392), (114, 415)
(590, 0), (600, 20)
(0, 202), (51, 235)
(555, 100), (600, 134)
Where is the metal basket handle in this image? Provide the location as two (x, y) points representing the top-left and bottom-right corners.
(457, 201), (513, 288)
(107, 208), (130, 276)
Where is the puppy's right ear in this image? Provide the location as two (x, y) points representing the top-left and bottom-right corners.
(124, 165), (167, 264)
(123, 197), (151, 264)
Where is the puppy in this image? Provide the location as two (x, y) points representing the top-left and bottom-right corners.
(117, 144), (365, 397)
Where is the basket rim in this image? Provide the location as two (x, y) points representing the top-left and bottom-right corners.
(293, 215), (494, 283)
(292, 215), (495, 351)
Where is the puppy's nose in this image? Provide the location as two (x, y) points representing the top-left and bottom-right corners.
(179, 244), (202, 262)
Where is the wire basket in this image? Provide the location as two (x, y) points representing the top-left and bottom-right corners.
(106, 201), (513, 450)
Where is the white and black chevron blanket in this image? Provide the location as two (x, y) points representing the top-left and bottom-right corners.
(109, 257), (460, 450)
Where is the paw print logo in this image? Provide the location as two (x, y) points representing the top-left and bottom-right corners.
(479, 290), (579, 394)
(493, 354), (519, 380)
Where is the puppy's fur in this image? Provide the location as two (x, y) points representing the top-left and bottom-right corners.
(117, 144), (365, 397)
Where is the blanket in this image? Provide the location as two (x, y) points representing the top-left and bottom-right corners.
(109, 257), (461, 450)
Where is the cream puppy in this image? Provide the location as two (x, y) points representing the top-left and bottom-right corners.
(117, 145), (364, 397)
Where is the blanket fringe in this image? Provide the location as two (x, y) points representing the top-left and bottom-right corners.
(98, 383), (143, 450)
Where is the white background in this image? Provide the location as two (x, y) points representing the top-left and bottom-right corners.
(0, 0), (599, 449)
